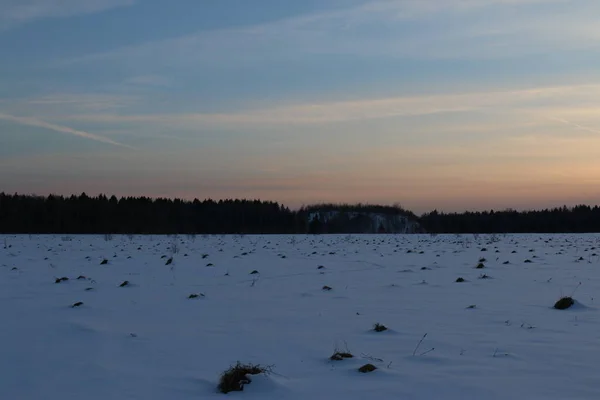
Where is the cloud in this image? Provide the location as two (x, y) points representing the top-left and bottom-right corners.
(25, 93), (138, 111)
(56, 83), (600, 127)
(0, 93), (140, 123)
(56, 0), (598, 68)
(549, 117), (600, 136)
(124, 75), (171, 87)
(0, 113), (133, 148)
(0, 0), (135, 29)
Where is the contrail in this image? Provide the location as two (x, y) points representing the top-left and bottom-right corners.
(0, 113), (134, 149)
(549, 117), (600, 135)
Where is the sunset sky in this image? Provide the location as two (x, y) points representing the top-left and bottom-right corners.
(2, 0), (600, 213)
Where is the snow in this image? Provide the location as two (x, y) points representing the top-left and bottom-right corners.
(307, 211), (417, 233)
(2, 233), (600, 399)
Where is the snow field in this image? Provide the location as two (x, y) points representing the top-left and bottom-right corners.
(1, 234), (600, 399)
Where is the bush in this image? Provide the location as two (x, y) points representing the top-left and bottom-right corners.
(217, 362), (267, 394)
(373, 323), (388, 332)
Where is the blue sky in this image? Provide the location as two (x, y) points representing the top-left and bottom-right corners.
(2, 0), (600, 213)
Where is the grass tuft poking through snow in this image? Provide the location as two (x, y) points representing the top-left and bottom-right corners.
(358, 364), (377, 373)
(554, 297), (575, 310)
(217, 362), (268, 394)
(330, 342), (354, 361)
(330, 351), (354, 361)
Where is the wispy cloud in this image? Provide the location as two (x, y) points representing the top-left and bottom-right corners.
(25, 93), (138, 111)
(0, 0), (135, 28)
(56, 0), (598, 68)
(0, 93), (140, 122)
(124, 75), (171, 87)
(0, 113), (133, 148)
(549, 117), (600, 136)
(56, 83), (600, 127)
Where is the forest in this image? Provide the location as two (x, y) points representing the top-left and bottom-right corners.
(420, 206), (600, 233)
(1, 192), (599, 234)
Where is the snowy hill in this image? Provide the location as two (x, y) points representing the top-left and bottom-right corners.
(307, 209), (420, 233)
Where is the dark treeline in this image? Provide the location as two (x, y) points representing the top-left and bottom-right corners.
(0, 193), (301, 234)
(420, 206), (600, 233)
(1, 193), (600, 233)
(0, 193), (419, 234)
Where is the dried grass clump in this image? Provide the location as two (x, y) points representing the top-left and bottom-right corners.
(554, 297), (574, 310)
(358, 364), (377, 373)
(217, 362), (267, 394)
(330, 351), (354, 361)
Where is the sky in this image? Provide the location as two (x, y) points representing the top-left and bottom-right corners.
(1, 0), (600, 214)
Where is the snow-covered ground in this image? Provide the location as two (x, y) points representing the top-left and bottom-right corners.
(2, 234), (600, 399)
